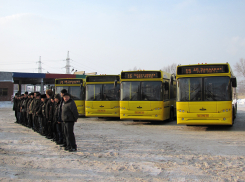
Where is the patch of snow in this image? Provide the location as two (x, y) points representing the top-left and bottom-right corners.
(0, 101), (13, 108)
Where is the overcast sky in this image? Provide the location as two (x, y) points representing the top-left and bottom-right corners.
(0, 0), (244, 75)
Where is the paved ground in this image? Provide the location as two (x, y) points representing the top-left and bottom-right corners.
(1, 105), (245, 181)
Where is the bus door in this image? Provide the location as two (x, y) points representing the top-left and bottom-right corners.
(163, 79), (170, 120)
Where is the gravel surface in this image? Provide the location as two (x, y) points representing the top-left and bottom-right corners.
(1, 105), (245, 181)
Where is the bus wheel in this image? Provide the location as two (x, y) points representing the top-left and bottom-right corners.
(228, 108), (235, 127)
(232, 108), (235, 125)
(169, 109), (174, 121)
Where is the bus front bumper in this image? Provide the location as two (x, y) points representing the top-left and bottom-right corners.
(177, 113), (233, 125)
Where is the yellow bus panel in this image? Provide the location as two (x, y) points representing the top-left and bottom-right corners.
(86, 101), (120, 117)
(177, 101), (233, 125)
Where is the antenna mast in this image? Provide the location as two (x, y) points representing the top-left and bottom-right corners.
(38, 56), (42, 73)
(65, 51), (71, 74)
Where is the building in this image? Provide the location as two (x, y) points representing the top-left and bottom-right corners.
(0, 72), (13, 101)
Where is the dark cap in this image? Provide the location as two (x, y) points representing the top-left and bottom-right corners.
(25, 91), (28, 94)
(36, 93), (41, 97)
(63, 93), (71, 97)
(30, 92), (34, 96)
(61, 89), (68, 94)
(41, 94), (46, 98)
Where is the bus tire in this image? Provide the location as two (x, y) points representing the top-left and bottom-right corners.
(228, 108), (235, 127)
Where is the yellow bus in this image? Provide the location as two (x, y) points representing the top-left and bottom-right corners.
(85, 75), (120, 118)
(176, 63), (237, 126)
(120, 70), (176, 121)
(55, 78), (85, 116)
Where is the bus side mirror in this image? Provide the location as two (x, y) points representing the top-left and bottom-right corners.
(80, 80), (83, 88)
(170, 74), (176, 85)
(114, 80), (117, 87)
(231, 77), (237, 87)
(165, 81), (169, 90)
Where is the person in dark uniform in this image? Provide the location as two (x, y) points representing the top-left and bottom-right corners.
(22, 91), (29, 126)
(59, 89), (68, 147)
(62, 92), (78, 152)
(33, 92), (41, 132)
(45, 89), (54, 139)
(13, 93), (19, 123)
(54, 94), (63, 144)
(26, 93), (34, 128)
(50, 95), (58, 142)
(16, 94), (22, 123)
(19, 94), (25, 124)
(37, 94), (47, 135)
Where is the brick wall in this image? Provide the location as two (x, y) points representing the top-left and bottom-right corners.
(0, 82), (13, 101)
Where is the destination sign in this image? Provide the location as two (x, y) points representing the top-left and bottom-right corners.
(177, 65), (229, 75)
(86, 76), (120, 82)
(121, 71), (161, 79)
(55, 79), (82, 84)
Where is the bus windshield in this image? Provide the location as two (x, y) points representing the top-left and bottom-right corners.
(177, 76), (231, 101)
(86, 84), (120, 101)
(121, 81), (162, 101)
(56, 86), (84, 100)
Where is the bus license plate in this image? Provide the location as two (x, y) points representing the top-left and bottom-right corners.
(98, 110), (105, 112)
(197, 114), (209, 117)
(135, 111), (144, 114)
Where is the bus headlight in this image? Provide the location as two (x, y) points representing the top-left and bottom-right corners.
(223, 118), (226, 120)
(223, 110), (225, 112)
(155, 115), (158, 117)
(182, 110), (185, 112)
(226, 109), (228, 112)
(182, 118), (184, 120)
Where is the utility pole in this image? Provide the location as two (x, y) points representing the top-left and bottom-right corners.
(65, 51), (71, 74)
(38, 56), (42, 73)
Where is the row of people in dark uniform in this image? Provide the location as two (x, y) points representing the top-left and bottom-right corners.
(13, 89), (78, 152)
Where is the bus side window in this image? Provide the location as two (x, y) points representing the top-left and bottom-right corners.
(164, 80), (169, 100)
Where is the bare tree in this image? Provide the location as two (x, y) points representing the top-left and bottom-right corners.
(234, 58), (245, 77)
(234, 58), (245, 98)
(128, 66), (141, 71)
(162, 63), (177, 74)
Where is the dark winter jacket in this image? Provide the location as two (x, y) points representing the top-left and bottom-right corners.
(41, 99), (48, 118)
(37, 102), (44, 117)
(45, 98), (53, 121)
(53, 101), (60, 123)
(13, 97), (18, 111)
(26, 98), (33, 114)
(58, 99), (64, 123)
(16, 99), (21, 112)
(61, 99), (78, 122)
(33, 98), (41, 117)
